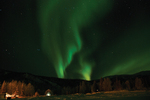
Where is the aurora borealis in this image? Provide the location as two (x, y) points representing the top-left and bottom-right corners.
(1, 0), (150, 80)
(38, 0), (113, 80)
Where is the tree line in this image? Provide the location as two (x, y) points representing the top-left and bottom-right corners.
(0, 77), (148, 96)
(0, 80), (35, 96)
(61, 77), (148, 95)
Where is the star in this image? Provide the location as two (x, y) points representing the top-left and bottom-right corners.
(37, 49), (40, 51)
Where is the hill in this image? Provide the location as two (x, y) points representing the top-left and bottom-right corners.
(0, 69), (150, 95)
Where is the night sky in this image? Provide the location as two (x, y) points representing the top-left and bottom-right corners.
(1, 0), (150, 80)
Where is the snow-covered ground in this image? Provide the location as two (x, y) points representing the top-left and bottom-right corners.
(3, 91), (150, 100)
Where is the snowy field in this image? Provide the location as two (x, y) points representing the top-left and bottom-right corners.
(2, 91), (150, 100)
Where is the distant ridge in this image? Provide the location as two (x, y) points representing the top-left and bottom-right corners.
(0, 68), (150, 82)
(0, 68), (150, 95)
(133, 70), (150, 76)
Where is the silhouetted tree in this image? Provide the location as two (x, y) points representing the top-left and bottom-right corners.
(15, 85), (19, 95)
(86, 83), (91, 93)
(75, 86), (79, 93)
(79, 81), (86, 93)
(66, 87), (71, 94)
(99, 77), (103, 91)
(21, 82), (26, 96)
(72, 87), (76, 94)
(125, 80), (130, 90)
(135, 77), (143, 90)
(11, 80), (18, 94)
(7, 82), (12, 94)
(91, 81), (96, 93)
(114, 78), (122, 90)
(26, 83), (35, 96)
(103, 78), (112, 91)
(130, 79), (135, 89)
(17, 81), (22, 95)
(1, 81), (7, 93)
(62, 87), (71, 95)
(62, 87), (66, 95)
(34, 91), (39, 97)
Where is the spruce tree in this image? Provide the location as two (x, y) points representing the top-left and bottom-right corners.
(125, 80), (130, 90)
(26, 83), (35, 96)
(135, 77), (143, 90)
(99, 77), (103, 91)
(91, 81), (96, 93)
(103, 78), (112, 91)
(1, 81), (7, 93)
(114, 78), (122, 90)
(79, 81), (86, 93)
(21, 82), (26, 96)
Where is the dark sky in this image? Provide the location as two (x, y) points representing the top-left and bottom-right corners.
(1, 0), (150, 80)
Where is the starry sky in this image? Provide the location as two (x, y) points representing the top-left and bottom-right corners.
(1, 0), (150, 80)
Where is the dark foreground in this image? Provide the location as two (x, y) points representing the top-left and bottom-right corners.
(2, 91), (150, 100)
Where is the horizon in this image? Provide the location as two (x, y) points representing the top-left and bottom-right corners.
(1, 68), (150, 81)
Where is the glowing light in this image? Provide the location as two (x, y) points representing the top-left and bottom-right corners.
(46, 92), (51, 96)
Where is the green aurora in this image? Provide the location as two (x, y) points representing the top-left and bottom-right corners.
(38, 0), (113, 80)
(1, 0), (150, 80)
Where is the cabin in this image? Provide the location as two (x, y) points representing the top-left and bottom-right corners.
(45, 89), (53, 96)
(5, 93), (19, 99)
